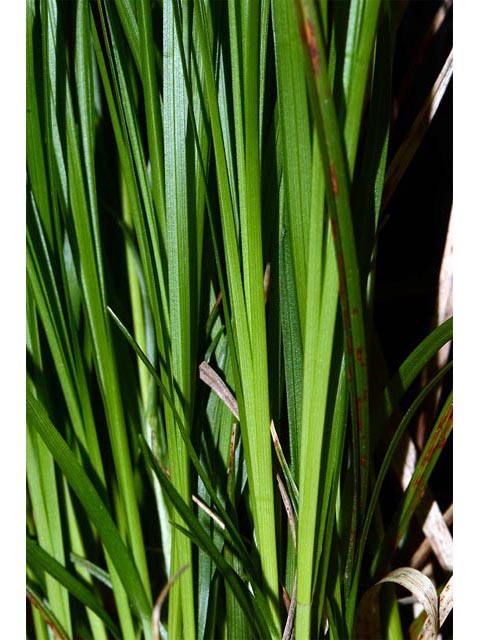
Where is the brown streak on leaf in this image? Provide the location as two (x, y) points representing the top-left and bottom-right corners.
(227, 423), (237, 475)
(330, 163), (339, 196)
(26, 592), (64, 640)
(356, 346), (366, 368)
(356, 396), (363, 418)
(282, 585), (291, 611)
(337, 251), (344, 271)
(346, 334), (353, 354)
(331, 218), (337, 241)
(304, 19), (319, 74)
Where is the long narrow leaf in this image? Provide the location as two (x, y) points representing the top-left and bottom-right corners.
(139, 433), (276, 639)
(26, 391), (152, 638)
(27, 537), (121, 639)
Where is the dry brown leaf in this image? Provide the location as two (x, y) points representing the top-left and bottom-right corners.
(416, 206), (453, 448)
(199, 361), (239, 420)
(411, 504), (453, 569)
(393, 437), (453, 571)
(354, 567), (439, 639)
(394, 0), (452, 120)
(192, 495), (225, 530)
(418, 575), (453, 640)
(436, 210), (453, 368)
(383, 49), (453, 210)
(152, 564), (189, 640)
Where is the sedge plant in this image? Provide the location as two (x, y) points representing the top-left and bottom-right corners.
(26, 0), (453, 638)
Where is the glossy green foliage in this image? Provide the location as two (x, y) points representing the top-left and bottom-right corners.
(26, 1), (452, 638)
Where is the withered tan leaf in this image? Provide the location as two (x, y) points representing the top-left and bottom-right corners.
(418, 575), (453, 639)
(199, 361), (239, 420)
(354, 567), (439, 639)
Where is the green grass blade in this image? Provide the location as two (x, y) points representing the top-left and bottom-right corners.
(28, 195), (136, 638)
(91, 1), (168, 353)
(258, 0), (270, 153)
(26, 412), (72, 637)
(27, 537), (121, 639)
(240, 2), (281, 622)
(193, 4), (280, 628)
(69, 554), (112, 590)
(296, 218), (338, 633)
(343, 0), (382, 173)
(375, 317), (453, 441)
(296, 0), (371, 518)
(27, 195), (86, 451)
(26, 580), (70, 640)
(224, 421), (250, 640)
(314, 360), (349, 630)
(65, 55), (151, 600)
(137, 0), (166, 241)
(27, 391), (152, 638)
(163, 2), (198, 635)
(27, 17), (137, 623)
(347, 361), (453, 631)
(75, 0), (106, 307)
(353, 5), (397, 284)
(26, 0), (52, 245)
(25, 4), (452, 639)
(279, 222), (303, 482)
(107, 306), (260, 581)
(292, 1), (383, 632)
(272, 0), (312, 334)
(113, 0), (140, 70)
(139, 434), (275, 639)
(62, 482), (109, 640)
(372, 392), (453, 581)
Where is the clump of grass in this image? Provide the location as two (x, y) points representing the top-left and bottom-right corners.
(27, 1), (452, 638)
